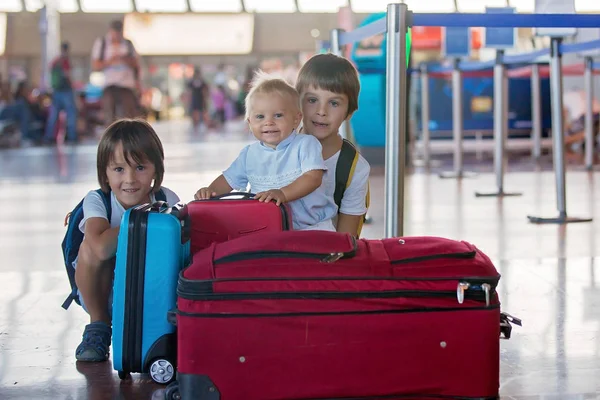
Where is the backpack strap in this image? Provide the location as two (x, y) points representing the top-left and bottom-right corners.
(99, 37), (106, 62)
(334, 139), (370, 237)
(96, 189), (112, 220)
(334, 139), (359, 212)
(155, 188), (167, 202)
(125, 39), (134, 57)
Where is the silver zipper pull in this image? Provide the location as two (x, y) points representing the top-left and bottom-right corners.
(482, 283), (491, 307)
(321, 252), (344, 263)
(456, 282), (470, 304)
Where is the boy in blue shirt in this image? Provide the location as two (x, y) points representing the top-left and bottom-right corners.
(195, 72), (337, 231)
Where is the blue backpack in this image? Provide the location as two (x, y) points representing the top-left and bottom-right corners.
(61, 189), (166, 310)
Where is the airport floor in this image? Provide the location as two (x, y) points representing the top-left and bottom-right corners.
(1, 119), (600, 399)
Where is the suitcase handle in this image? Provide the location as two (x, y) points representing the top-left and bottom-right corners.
(211, 192), (256, 200)
(150, 201), (170, 213)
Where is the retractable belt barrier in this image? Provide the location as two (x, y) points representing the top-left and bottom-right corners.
(321, 6), (600, 236)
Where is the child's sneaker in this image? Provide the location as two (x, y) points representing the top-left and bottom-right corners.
(75, 321), (112, 362)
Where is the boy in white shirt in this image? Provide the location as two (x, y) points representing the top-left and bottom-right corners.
(296, 54), (370, 237)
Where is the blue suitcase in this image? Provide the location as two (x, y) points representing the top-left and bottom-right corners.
(112, 201), (190, 384)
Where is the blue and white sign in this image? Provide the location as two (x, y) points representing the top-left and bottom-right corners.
(485, 7), (515, 49)
(443, 26), (471, 58)
(575, 28), (600, 57)
(534, 0), (576, 38)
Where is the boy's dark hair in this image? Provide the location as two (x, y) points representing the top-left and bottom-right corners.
(97, 118), (165, 193)
(110, 20), (124, 32)
(296, 53), (360, 117)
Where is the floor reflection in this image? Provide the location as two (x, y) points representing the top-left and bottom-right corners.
(1, 119), (599, 399)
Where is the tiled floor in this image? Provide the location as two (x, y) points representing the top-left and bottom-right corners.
(1, 119), (599, 399)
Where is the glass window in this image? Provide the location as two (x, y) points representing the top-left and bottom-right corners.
(0, 0), (22, 12)
(124, 13), (254, 55)
(244, 0), (296, 13)
(189, 0), (242, 12)
(25, 0), (78, 12)
(576, 0), (600, 12)
(403, 0), (455, 12)
(457, 0), (508, 13)
(0, 13), (6, 56)
(508, 0), (535, 12)
(81, 0), (133, 13)
(135, 0), (187, 12)
(298, 0), (348, 13)
(351, 0), (393, 13)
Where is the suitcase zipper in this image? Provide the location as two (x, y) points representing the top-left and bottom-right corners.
(213, 237), (357, 265)
(391, 250), (476, 264)
(177, 287), (490, 303)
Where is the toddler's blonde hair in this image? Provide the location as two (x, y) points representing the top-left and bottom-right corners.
(244, 70), (300, 119)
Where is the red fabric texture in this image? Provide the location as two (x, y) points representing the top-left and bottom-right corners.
(187, 199), (291, 254)
(177, 231), (501, 399)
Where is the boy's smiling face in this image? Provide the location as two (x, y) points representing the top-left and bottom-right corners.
(300, 85), (351, 141)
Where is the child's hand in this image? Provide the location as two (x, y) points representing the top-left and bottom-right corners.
(254, 189), (287, 206)
(194, 187), (216, 200)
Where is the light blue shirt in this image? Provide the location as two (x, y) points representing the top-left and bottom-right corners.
(223, 132), (337, 230)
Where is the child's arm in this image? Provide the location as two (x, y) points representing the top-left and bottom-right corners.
(195, 174), (233, 200)
(336, 214), (364, 237)
(254, 169), (323, 206)
(83, 218), (120, 261)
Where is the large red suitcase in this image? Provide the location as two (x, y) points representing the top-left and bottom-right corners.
(187, 193), (292, 254)
(169, 230), (517, 400)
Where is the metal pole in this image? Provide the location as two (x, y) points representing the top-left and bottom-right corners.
(475, 51), (521, 197)
(384, 2), (408, 238)
(452, 60), (463, 174)
(495, 51), (507, 192)
(329, 28), (341, 56)
(330, 28), (350, 141)
(531, 63), (542, 159)
(527, 38), (591, 224)
(584, 56), (594, 170)
(550, 39), (567, 218)
(420, 64), (431, 167)
(440, 60), (475, 178)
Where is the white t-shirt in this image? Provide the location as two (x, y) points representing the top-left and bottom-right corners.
(323, 148), (370, 216)
(78, 187), (180, 233)
(91, 36), (138, 90)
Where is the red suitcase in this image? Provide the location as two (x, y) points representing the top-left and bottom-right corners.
(168, 231), (519, 400)
(187, 193), (292, 253)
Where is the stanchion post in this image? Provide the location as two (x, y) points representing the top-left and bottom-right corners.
(527, 38), (592, 224)
(330, 29), (350, 141)
(439, 59), (476, 179)
(452, 61), (463, 174)
(475, 50), (521, 197)
(584, 56), (594, 170)
(420, 63), (431, 167)
(531, 63), (542, 159)
(384, 2), (408, 238)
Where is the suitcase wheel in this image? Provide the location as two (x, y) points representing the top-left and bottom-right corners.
(149, 358), (176, 385)
(164, 381), (181, 400)
(118, 370), (130, 380)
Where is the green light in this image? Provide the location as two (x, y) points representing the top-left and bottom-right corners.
(405, 28), (412, 67)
